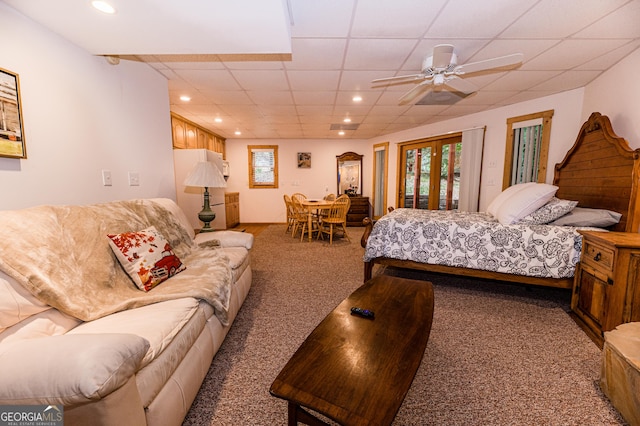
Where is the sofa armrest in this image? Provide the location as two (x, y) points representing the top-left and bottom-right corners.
(0, 334), (149, 406)
(195, 230), (254, 249)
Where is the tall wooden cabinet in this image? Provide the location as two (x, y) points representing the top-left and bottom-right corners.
(571, 231), (640, 347)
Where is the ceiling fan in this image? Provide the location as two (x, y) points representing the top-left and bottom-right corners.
(372, 44), (524, 105)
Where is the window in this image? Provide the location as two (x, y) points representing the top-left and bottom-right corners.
(502, 110), (554, 189)
(248, 145), (278, 188)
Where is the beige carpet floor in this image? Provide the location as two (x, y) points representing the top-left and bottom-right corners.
(183, 224), (626, 425)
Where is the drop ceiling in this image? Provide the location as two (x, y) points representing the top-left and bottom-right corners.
(4, 0), (640, 140)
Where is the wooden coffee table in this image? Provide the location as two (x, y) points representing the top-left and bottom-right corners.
(270, 275), (435, 426)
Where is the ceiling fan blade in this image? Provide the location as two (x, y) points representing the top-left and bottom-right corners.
(444, 76), (477, 94)
(371, 73), (424, 84)
(455, 53), (524, 75)
(432, 44), (455, 69)
(398, 82), (432, 105)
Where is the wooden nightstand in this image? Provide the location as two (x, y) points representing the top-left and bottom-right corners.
(571, 231), (640, 347)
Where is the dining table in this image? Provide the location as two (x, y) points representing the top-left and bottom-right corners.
(300, 199), (333, 242)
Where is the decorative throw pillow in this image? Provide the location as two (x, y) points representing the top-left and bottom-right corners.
(107, 226), (186, 291)
(516, 197), (578, 225)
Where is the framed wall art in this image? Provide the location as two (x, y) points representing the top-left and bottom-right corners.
(297, 152), (311, 168)
(0, 67), (26, 159)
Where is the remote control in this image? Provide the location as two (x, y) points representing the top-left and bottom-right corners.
(351, 307), (375, 319)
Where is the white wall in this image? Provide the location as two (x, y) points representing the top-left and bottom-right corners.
(0, 3), (175, 210)
(581, 47), (640, 149)
(369, 89), (585, 212)
(224, 139), (370, 223)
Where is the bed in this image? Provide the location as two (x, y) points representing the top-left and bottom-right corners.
(361, 112), (640, 289)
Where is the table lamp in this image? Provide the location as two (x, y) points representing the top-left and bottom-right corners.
(184, 161), (227, 232)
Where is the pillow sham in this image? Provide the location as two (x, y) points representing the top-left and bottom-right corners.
(107, 226), (186, 292)
(486, 182), (536, 217)
(495, 183), (558, 225)
(516, 197), (578, 225)
(549, 207), (622, 228)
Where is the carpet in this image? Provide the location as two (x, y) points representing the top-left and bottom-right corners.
(183, 224), (626, 425)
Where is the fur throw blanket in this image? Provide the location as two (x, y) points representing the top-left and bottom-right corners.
(0, 199), (233, 325)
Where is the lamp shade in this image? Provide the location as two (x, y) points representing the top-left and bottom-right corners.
(183, 161), (227, 188)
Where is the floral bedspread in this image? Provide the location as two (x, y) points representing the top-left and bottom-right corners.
(363, 208), (584, 278)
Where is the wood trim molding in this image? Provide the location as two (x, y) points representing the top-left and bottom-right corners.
(502, 109), (554, 189)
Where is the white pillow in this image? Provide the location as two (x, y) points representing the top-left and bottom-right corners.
(486, 183), (536, 217)
(550, 207), (622, 227)
(495, 183), (558, 225)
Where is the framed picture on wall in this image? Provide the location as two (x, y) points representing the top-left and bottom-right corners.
(297, 152), (311, 168)
(0, 68), (26, 159)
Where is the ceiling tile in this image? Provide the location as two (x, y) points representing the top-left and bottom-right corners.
(501, 0), (629, 39)
(425, 0), (534, 38)
(287, 70), (341, 91)
(230, 70), (289, 91)
(351, 0), (447, 38)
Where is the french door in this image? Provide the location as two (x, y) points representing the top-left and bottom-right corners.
(398, 134), (461, 210)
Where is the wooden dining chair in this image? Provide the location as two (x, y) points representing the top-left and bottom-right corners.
(284, 194), (295, 233)
(291, 192), (307, 203)
(291, 196), (320, 241)
(317, 195), (351, 244)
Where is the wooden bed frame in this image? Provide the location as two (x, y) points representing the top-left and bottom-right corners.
(361, 112), (640, 288)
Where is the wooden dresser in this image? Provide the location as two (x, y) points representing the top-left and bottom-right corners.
(571, 230), (640, 347)
(346, 196), (370, 227)
(225, 192), (240, 228)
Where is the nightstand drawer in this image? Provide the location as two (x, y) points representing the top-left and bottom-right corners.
(582, 240), (615, 276)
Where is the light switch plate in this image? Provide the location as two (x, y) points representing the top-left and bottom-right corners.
(128, 171), (140, 186)
(102, 170), (112, 186)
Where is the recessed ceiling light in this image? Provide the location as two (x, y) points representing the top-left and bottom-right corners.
(179, 95), (191, 102)
(214, 117), (222, 123)
(92, 1), (116, 14)
(234, 130), (242, 135)
(343, 117), (351, 123)
(352, 96), (362, 102)
(338, 131), (345, 136)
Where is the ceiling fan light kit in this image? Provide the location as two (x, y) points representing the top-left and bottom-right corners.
(372, 44), (523, 106)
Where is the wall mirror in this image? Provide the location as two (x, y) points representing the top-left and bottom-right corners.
(337, 151), (363, 196)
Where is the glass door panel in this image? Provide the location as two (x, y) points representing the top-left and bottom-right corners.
(439, 143), (461, 210)
(418, 147), (431, 209)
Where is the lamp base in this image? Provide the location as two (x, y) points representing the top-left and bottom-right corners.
(198, 187), (216, 232)
(198, 210), (216, 232)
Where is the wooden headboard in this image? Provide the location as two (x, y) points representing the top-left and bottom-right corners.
(554, 112), (640, 233)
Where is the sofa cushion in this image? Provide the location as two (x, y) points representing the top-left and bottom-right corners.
(221, 247), (251, 283)
(68, 297), (201, 368)
(196, 230), (254, 250)
(0, 271), (50, 334)
(108, 226), (187, 292)
(0, 334), (149, 406)
(0, 308), (81, 345)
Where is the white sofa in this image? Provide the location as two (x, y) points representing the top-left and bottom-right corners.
(0, 198), (253, 426)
